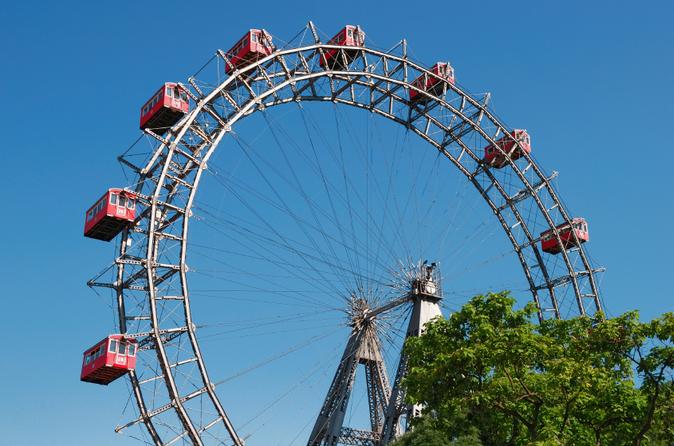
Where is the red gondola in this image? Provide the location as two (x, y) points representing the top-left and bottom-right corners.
(483, 129), (531, 168)
(224, 29), (274, 75)
(80, 335), (138, 385)
(319, 25), (365, 69)
(139, 83), (189, 134)
(409, 62), (455, 103)
(84, 188), (137, 241)
(540, 218), (589, 254)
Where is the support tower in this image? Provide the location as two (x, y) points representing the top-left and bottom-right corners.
(381, 262), (443, 444)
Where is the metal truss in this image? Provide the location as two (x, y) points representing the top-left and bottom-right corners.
(307, 299), (391, 446)
(89, 20), (604, 445)
(307, 263), (444, 446)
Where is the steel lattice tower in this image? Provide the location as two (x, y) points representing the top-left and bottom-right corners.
(309, 262), (443, 445)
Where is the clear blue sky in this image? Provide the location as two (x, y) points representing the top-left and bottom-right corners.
(1, 1), (673, 445)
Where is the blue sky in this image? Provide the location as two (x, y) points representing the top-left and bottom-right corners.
(1, 1), (673, 445)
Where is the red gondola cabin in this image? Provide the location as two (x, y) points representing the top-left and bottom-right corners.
(409, 62), (455, 103)
(81, 335), (138, 385)
(84, 188), (137, 241)
(540, 218), (589, 254)
(224, 29), (275, 75)
(319, 25), (365, 69)
(483, 129), (531, 168)
(139, 83), (189, 134)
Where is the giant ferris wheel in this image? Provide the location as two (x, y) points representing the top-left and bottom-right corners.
(80, 22), (604, 446)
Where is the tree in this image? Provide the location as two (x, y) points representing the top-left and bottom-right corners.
(401, 292), (673, 446)
(390, 416), (482, 446)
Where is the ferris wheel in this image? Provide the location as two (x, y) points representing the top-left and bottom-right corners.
(80, 22), (604, 446)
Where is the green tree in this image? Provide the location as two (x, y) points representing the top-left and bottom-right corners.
(401, 292), (673, 446)
(390, 416), (482, 446)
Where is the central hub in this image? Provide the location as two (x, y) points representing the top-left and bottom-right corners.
(410, 260), (442, 300)
(347, 295), (372, 329)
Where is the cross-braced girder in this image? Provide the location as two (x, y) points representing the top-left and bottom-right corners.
(308, 299), (391, 446)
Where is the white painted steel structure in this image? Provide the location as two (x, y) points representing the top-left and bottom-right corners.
(88, 21), (603, 446)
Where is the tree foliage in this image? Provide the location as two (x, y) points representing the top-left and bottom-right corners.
(390, 416), (482, 446)
(400, 292), (673, 446)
